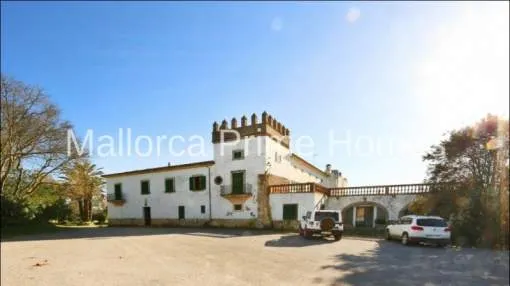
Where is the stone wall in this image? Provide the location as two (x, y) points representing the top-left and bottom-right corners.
(272, 220), (299, 231)
(257, 174), (290, 228)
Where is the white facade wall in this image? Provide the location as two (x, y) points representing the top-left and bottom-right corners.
(107, 166), (211, 220)
(270, 193), (317, 220)
(210, 137), (266, 219)
(107, 135), (347, 224)
(265, 138), (322, 184)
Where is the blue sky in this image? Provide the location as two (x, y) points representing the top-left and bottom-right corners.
(2, 2), (508, 185)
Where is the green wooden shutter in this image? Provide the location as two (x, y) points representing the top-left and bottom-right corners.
(165, 179), (174, 193)
(200, 176), (206, 190)
(114, 184), (122, 200)
(141, 181), (150, 194)
(232, 172), (244, 194)
(189, 177), (194, 190)
(283, 204), (298, 220)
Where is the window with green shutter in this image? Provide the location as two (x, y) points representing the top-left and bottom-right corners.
(231, 171), (245, 194)
(189, 175), (206, 191)
(141, 180), (150, 195)
(165, 178), (175, 193)
(114, 183), (122, 200)
(283, 204), (298, 220)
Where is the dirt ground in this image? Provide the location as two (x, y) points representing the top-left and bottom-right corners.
(1, 227), (508, 286)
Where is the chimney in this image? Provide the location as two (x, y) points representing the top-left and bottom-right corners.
(332, 169), (340, 176)
(325, 164), (332, 174)
(251, 113), (258, 125)
(231, 117), (237, 128)
(212, 121), (219, 131)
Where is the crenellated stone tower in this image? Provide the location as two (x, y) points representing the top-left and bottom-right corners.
(211, 111), (290, 148)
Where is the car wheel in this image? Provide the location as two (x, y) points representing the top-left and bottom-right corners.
(385, 230), (391, 241)
(298, 226), (303, 236)
(303, 229), (312, 239)
(334, 233), (342, 241)
(401, 233), (409, 246)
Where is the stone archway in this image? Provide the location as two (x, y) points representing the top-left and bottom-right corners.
(325, 194), (418, 222)
(398, 203), (416, 218)
(339, 201), (389, 228)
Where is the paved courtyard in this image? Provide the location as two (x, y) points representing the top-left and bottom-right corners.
(1, 227), (509, 286)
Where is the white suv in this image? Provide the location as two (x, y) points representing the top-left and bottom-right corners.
(386, 215), (451, 246)
(298, 210), (343, 241)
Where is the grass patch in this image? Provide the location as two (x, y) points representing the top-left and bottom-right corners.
(1, 223), (64, 239)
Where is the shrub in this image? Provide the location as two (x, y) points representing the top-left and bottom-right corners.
(0, 196), (31, 226)
(374, 218), (387, 225)
(92, 209), (107, 224)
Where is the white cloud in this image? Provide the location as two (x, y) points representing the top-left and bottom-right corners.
(270, 17), (283, 32)
(346, 7), (361, 23)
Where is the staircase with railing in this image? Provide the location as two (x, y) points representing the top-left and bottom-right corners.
(313, 194), (328, 211)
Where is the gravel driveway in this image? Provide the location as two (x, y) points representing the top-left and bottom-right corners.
(1, 227), (508, 286)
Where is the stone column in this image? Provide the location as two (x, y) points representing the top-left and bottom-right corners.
(352, 206), (357, 227)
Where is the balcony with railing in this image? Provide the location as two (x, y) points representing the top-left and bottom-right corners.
(107, 193), (126, 206)
(220, 184), (253, 198)
(269, 183), (329, 195)
(328, 183), (455, 197)
(268, 182), (456, 197)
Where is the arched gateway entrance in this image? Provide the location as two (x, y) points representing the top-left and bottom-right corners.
(341, 202), (389, 227)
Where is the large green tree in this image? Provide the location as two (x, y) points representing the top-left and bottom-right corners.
(1, 74), (80, 200)
(411, 115), (509, 248)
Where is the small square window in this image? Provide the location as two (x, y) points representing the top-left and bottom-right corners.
(232, 150), (244, 160)
(201, 205), (206, 214)
(233, 204), (242, 211)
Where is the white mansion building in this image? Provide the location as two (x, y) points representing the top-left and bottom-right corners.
(105, 112), (348, 228)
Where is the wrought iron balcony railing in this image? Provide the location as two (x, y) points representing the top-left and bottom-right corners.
(220, 184), (253, 196)
(107, 193), (125, 202)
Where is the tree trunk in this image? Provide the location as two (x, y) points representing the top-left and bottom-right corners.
(78, 199), (84, 221)
(83, 199), (91, 222)
(87, 198), (93, 222)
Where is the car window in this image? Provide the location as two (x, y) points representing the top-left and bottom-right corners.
(314, 212), (339, 222)
(400, 218), (412, 225)
(416, 218), (448, 227)
(305, 211), (311, 219)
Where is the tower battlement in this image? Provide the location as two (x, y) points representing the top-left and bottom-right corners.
(211, 111), (290, 148)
